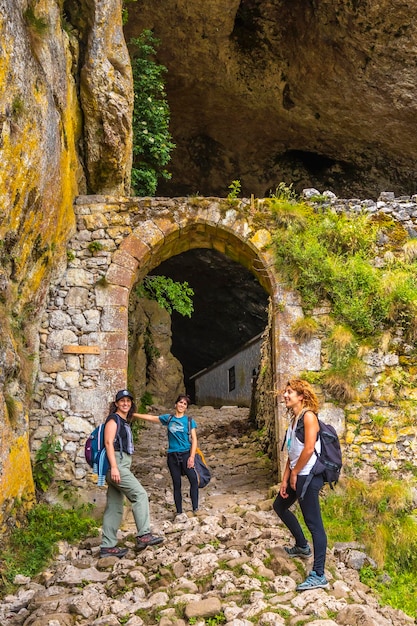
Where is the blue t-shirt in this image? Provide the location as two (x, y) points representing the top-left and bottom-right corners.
(159, 413), (197, 453)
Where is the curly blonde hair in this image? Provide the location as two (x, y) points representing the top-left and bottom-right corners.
(284, 378), (319, 414)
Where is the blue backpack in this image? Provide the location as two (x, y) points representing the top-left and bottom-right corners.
(85, 413), (122, 483)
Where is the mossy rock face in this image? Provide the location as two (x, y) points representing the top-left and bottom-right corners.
(399, 356), (417, 368)
(371, 213), (409, 250)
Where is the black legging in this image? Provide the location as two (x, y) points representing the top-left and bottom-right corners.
(273, 473), (327, 576)
(167, 451), (199, 513)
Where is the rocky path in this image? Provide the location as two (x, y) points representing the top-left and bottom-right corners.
(1, 406), (415, 626)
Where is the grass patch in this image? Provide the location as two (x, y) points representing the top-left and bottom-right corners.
(0, 503), (99, 596)
(271, 199), (417, 341)
(319, 477), (417, 619)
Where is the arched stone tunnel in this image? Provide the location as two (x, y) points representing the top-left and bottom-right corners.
(31, 196), (323, 490)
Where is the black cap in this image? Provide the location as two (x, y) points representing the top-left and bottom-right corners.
(115, 389), (134, 402)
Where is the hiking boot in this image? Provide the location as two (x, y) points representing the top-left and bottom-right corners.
(296, 570), (329, 592)
(136, 533), (164, 551)
(284, 544), (312, 559)
(100, 546), (128, 558)
(173, 512), (189, 523)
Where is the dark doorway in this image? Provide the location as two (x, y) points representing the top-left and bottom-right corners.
(150, 248), (269, 400)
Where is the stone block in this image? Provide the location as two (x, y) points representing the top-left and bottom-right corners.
(56, 371), (80, 389)
(63, 415), (93, 435)
(120, 234), (151, 261)
(44, 394), (69, 411)
(65, 286), (90, 308)
(70, 388), (108, 417)
(100, 369), (127, 399)
(153, 217), (180, 239)
(49, 311), (72, 329)
(133, 220), (165, 249)
(41, 355), (66, 374)
(45, 329), (80, 352)
(82, 213), (109, 230)
(106, 263), (136, 288)
(100, 349), (128, 370)
(66, 268), (94, 287)
(112, 248), (139, 271)
(250, 228), (272, 249)
(95, 284), (128, 307)
(100, 305), (128, 332)
(83, 354), (101, 370)
(101, 332), (128, 351)
(277, 337), (321, 373)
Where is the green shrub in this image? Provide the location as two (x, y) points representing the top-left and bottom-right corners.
(23, 4), (49, 34)
(32, 435), (62, 493)
(291, 317), (319, 343)
(5, 394), (19, 424)
(88, 241), (104, 254)
(11, 96), (24, 118)
(130, 30), (175, 196)
(227, 179), (241, 200)
(271, 202), (417, 341)
(136, 275), (194, 317)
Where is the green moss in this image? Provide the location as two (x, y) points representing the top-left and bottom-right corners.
(11, 96), (24, 118)
(88, 240), (104, 254)
(23, 5), (49, 34)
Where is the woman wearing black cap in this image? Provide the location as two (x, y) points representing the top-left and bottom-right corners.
(100, 389), (164, 558)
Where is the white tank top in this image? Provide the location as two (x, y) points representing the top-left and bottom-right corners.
(286, 415), (321, 475)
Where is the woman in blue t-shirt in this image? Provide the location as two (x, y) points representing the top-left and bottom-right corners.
(133, 394), (199, 516)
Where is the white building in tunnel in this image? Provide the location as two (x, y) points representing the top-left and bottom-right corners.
(190, 333), (263, 407)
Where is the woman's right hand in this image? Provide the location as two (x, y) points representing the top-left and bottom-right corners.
(110, 466), (120, 483)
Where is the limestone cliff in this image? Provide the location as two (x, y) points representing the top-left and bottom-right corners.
(0, 0), (132, 526)
(125, 0), (417, 198)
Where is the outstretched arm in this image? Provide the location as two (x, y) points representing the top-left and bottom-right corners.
(132, 412), (160, 423)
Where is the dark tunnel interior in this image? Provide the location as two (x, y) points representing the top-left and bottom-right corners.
(149, 248), (269, 399)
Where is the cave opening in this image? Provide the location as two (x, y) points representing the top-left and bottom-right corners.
(149, 248), (269, 402)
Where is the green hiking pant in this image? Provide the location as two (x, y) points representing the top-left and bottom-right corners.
(101, 451), (151, 548)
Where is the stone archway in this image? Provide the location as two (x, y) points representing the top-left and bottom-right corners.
(31, 196), (321, 487)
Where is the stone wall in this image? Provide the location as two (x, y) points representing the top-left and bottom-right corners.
(255, 189), (417, 482)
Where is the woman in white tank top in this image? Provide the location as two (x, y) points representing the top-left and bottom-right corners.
(273, 379), (329, 592)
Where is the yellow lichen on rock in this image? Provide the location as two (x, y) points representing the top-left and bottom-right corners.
(0, 430), (35, 523)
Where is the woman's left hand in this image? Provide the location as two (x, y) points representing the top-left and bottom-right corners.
(187, 455), (195, 468)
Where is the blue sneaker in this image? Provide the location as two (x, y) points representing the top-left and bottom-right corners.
(284, 544), (312, 559)
(296, 570), (329, 592)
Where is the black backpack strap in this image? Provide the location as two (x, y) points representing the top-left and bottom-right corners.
(299, 473), (313, 500)
(107, 412), (123, 459)
(187, 415), (193, 443)
(295, 409), (319, 443)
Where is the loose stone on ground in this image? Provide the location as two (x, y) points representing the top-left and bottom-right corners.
(1, 406), (414, 626)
